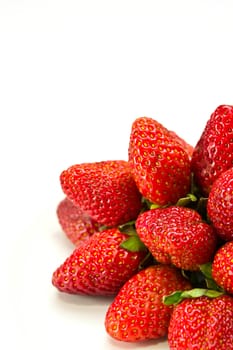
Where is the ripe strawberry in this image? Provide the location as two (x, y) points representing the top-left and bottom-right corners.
(52, 227), (147, 296)
(168, 294), (233, 349)
(60, 160), (142, 227)
(191, 104), (233, 196)
(105, 264), (192, 342)
(207, 167), (233, 241)
(135, 206), (217, 271)
(56, 197), (101, 247)
(169, 130), (194, 160)
(128, 116), (191, 206)
(212, 241), (233, 295)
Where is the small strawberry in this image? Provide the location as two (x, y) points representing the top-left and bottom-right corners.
(52, 227), (147, 296)
(191, 104), (233, 196)
(135, 206), (217, 271)
(56, 197), (101, 247)
(105, 264), (192, 342)
(128, 116), (191, 206)
(207, 167), (233, 241)
(60, 160), (142, 227)
(167, 294), (233, 349)
(212, 241), (233, 295)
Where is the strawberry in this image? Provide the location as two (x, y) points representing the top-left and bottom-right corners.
(207, 167), (233, 241)
(52, 227), (147, 296)
(60, 160), (142, 227)
(212, 241), (233, 295)
(56, 197), (101, 247)
(135, 206), (217, 271)
(169, 130), (194, 160)
(167, 294), (233, 349)
(128, 116), (191, 206)
(191, 104), (233, 196)
(105, 264), (192, 342)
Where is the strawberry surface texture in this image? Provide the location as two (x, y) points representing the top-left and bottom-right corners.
(212, 241), (233, 295)
(191, 104), (233, 196)
(105, 265), (192, 342)
(60, 160), (142, 227)
(57, 197), (101, 247)
(52, 228), (147, 296)
(52, 108), (233, 348)
(128, 116), (191, 206)
(207, 167), (233, 241)
(168, 295), (233, 349)
(135, 206), (217, 271)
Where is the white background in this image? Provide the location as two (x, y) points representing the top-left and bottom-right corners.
(1, 1), (233, 349)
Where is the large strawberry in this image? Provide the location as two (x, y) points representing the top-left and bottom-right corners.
(135, 206), (217, 271)
(60, 160), (142, 227)
(128, 116), (191, 206)
(207, 167), (233, 241)
(191, 104), (233, 196)
(56, 197), (101, 247)
(52, 227), (147, 296)
(105, 264), (192, 342)
(167, 294), (233, 349)
(212, 241), (233, 295)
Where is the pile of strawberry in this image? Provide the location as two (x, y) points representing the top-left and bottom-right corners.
(52, 105), (233, 349)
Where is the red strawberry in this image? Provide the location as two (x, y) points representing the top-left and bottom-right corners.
(168, 294), (233, 349)
(207, 167), (233, 241)
(191, 104), (233, 196)
(128, 117), (191, 206)
(60, 160), (142, 227)
(135, 206), (217, 271)
(105, 264), (192, 342)
(52, 227), (147, 296)
(212, 241), (233, 295)
(56, 197), (101, 247)
(169, 130), (194, 160)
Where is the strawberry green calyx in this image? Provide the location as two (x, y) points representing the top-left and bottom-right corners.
(118, 220), (148, 252)
(163, 288), (224, 306)
(120, 234), (147, 252)
(141, 197), (163, 210)
(176, 193), (197, 207)
(199, 262), (212, 278)
(150, 202), (162, 209)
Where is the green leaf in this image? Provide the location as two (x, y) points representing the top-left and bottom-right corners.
(163, 291), (184, 305)
(163, 288), (225, 306)
(176, 193), (197, 207)
(181, 288), (222, 299)
(120, 235), (147, 252)
(150, 203), (161, 209)
(199, 262), (213, 280)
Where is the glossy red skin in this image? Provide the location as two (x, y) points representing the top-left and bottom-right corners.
(169, 130), (194, 160)
(105, 265), (192, 342)
(128, 117), (191, 206)
(57, 197), (101, 247)
(136, 206), (217, 271)
(207, 167), (233, 241)
(60, 160), (142, 227)
(52, 228), (147, 296)
(168, 295), (233, 349)
(212, 241), (233, 295)
(191, 105), (233, 196)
